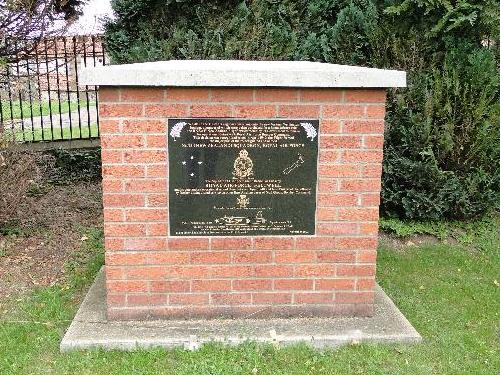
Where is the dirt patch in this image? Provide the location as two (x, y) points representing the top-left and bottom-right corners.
(0, 181), (102, 300)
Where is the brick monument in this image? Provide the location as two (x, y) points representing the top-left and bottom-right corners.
(81, 60), (405, 320)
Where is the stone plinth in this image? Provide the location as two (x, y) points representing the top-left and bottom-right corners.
(80, 60), (406, 320)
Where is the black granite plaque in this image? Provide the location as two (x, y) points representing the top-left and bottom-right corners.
(168, 118), (319, 236)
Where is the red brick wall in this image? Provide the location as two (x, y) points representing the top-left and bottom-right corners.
(99, 86), (386, 320)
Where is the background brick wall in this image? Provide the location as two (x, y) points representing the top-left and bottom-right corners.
(99, 86), (386, 320)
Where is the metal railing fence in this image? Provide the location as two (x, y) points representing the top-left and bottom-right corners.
(0, 35), (106, 144)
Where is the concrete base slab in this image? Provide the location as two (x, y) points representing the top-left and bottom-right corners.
(60, 268), (421, 352)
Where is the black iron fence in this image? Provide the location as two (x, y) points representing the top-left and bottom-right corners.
(0, 35), (106, 144)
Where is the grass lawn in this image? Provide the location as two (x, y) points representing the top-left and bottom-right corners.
(2, 123), (99, 142)
(14, 123), (100, 142)
(1, 100), (93, 120)
(0, 220), (498, 374)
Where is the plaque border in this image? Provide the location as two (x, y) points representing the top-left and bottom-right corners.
(167, 118), (320, 237)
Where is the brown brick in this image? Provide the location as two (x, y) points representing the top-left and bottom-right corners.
(99, 88), (120, 102)
(320, 119), (341, 133)
(211, 237), (252, 250)
(323, 105), (365, 119)
(317, 207), (337, 221)
(101, 150), (123, 163)
(336, 265), (376, 277)
(147, 194), (168, 207)
(300, 89), (342, 102)
(168, 238), (209, 250)
(318, 165), (359, 178)
(107, 280), (148, 293)
(275, 250), (315, 263)
(149, 252), (190, 265)
(233, 105), (277, 118)
(255, 88), (298, 102)
(335, 237), (378, 250)
(211, 293), (252, 305)
(126, 266), (168, 279)
(296, 237), (334, 250)
(191, 251), (231, 264)
(295, 292), (334, 304)
(233, 279), (272, 291)
(190, 105), (232, 117)
(344, 120), (384, 134)
(99, 119), (120, 133)
(359, 222), (379, 235)
(192, 279), (231, 292)
(145, 104), (188, 117)
(315, 279), (355, 290)
(150, 280), (190, 293)
(317, 194), (358, 207)
(318, 180), (339, 193)
(274, 279), (313, 290)
(294, 265), (335, 277)
(124, 150), (167, 163)
(167, 88), (210, 102)
(146, 135), (167, 148)
(337, 208), (379, 221)
(345, 90), (386, 103)
(146, 165), (168, 178)
(104, 223), (146, 237)
(125, 179), (167, 193)
(103, 208), (124, 222)
(321, 135), (362, 149)
(254, 237), (294, 250)
(211, 88), (254, 102)
(340, 179), (381, 192)
(123, 238), (167, 251)
(103, 194), (145, 207)
(255, 265), (294, 278)
(317, 223), (358, 235)
(123, 119), (166, 133)
(106, 252), (149, 266)
(101, 135), (145, 149)
(146, 223), (168, 236)
(363, 135), (384, 149)
(121, 88), (164, 102)
(104, 238), (124, 251)
(169, 294), (209, 305)
(357, 278), (375, 290)
(102, 179), (123, 193)
(100, 103), (143, 117)
(342, 150), (383, 163)
(233, 251), (272, 263)
(278, 105), (320, 118)
(366, 105), (386, 119)
(102, 165), (145, 178)
(357, 250), (377, 263)
(317, 250), (356, 263)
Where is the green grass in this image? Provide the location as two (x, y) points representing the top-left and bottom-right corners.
(0, 221), (498, 374)
(3, 123), (99, 142)
(1, 100), (93, 120)
(15, 123), (99, 142)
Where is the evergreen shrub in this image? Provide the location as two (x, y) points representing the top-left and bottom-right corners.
(104, 0), (499, 220)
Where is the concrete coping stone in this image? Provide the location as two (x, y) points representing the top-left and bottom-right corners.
(79, 60), (406, 88)
(60, 268), (421, 352)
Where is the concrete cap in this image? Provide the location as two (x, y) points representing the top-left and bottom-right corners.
(80, 60), (406, 88)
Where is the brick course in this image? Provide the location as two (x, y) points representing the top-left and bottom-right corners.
(99, 87), (386, 320)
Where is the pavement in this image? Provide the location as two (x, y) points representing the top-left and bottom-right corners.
(60, 268), (422, 352)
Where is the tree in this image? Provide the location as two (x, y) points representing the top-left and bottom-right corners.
(0, 0), (86, 64)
